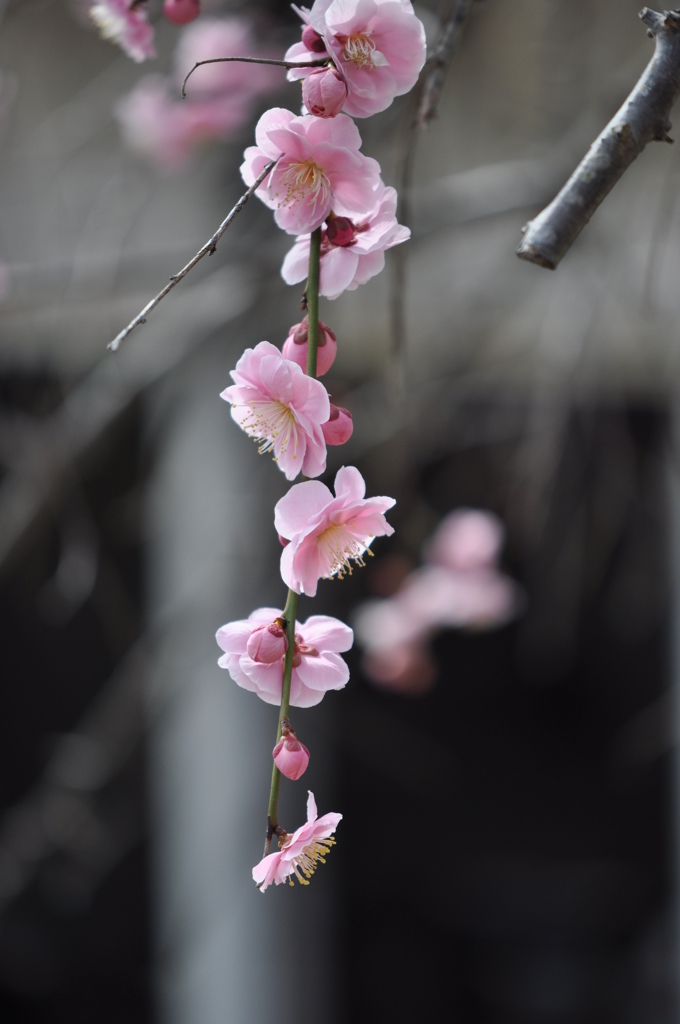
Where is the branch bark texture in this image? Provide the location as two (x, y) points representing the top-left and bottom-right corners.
(517, 8), (680, 270)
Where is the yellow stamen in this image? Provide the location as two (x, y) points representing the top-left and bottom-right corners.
(287, 837), (336, 886)
(276, 161), (331, 211)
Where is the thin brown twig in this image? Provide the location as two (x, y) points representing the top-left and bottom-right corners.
(182, 56), (329, 98)
(517, 7), (680, 270)
(107, 160), (276, 352)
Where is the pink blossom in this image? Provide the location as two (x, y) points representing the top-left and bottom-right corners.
(282, 316), (337, 376)
(216, 607), (353, 708)
(252, 791), (341, 891)
(363, 642), (436, 695)
(302, 67), (348, 118)
(322, 404), (353, 445)
(163, 0), (200, 25)
(220, 341), (330, 480)
(272, 722), (310, 780)
(281, 185), (410, 299)
(285, 0), (426, 118)
(425, 509), (504, 572)
(275, 466), (395, 597)
(241, 108), (381, 235)
(89, 0), (155, 62)
(247, 620), (288, 663)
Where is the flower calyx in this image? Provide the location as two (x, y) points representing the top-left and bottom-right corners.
(291, 632), (319, 667)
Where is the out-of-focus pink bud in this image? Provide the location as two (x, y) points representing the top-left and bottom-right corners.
(302, 67), (348, 118)
(273, 720), (310, 780)
(163, 0), (200, 24)
(247, 621), (288, 663)
(282, 316), (337, 376)
(322, 404), (353, 446)
(326, 215), (356, 247)
(425, 509), (504, 572)
(301, 24), (327, 52)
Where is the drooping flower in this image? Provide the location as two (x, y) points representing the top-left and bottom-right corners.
(252, 791), (341, 891)
(281, 185), (410, 299)
(221, 341), (330, 480)
(216, 607), (353, 707)
(302, 67), (348, 118)
(241, 108), (381, 235)
(322, 404), (353, 445)
(275, 466), (395, 597)
(282, 316), (337, 376)
(89, 0), (155, 62)
(273, 721), (310, 780)
(285, 0), (426, 118)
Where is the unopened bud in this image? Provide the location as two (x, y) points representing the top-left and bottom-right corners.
(273, 720), (310, 780)
(163, 0), (200, 24)
(301, 24), (327, 52)
(326, 216), (355, 247)
(247, 621), (288, 663)
(282, 316), (337, 376)
(302, 67), (348, 118)
(322, 404), (353, 445)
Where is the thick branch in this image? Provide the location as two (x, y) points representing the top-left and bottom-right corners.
(415, 0), (475, 127)
(182, 57), (329, 98)
(108, 160), (276, 351)
(517, 8), (680, 270)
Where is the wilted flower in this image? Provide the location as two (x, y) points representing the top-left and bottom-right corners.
(275, 465), (395, 597)
(221, 341), (330, 480)
(252, 791), (341, 891)
(216, 607), (353, 707)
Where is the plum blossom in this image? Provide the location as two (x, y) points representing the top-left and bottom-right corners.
(273, 721), (310, 780)
(116, 18), (280, 171)
(216, 607), (353, 708)
(282, 316), (337, 376)
(285, 0), (426, 118)
(241, 108), (381, 235)
(89, 0), (155, 63)
(221, 341), (330, 480)
(275, 466), (395, 597)
(354, 510), (523, 694)
(252, 791), (341, 890)
(281, 185), (410, 299)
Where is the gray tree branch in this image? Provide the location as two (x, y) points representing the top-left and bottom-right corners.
(517, 8), (680, 270)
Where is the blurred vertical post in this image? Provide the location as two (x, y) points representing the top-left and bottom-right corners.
(668, 407), (680, 1021)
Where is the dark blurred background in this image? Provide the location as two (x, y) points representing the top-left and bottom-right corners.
(0, 0), (678, 1021)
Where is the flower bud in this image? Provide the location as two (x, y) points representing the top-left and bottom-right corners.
(272, 721), (310, 780)
(322, 404), (353, 446)
(326, 216), (355, 247)
(301, 24), (327, 52)
(302, 67), (348, 118)
(247, 621), (288, 663)
(278, 533), (290, 547)
(282, 316), (337, 376)
(163, 0), (200, 24)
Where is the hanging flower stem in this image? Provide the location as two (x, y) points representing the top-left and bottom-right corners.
(263, 226), (322, 856)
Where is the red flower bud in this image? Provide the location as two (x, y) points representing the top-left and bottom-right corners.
(247, 621), (288, 663)
(163, 0), (200, 24)
(326, 216), (355, 247)
(322, 404), (353, 446)
(301, 24), (327, 52)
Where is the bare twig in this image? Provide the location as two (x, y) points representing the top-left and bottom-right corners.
(182, 57), (328, 98)
(517, 8), (680, 270)
(108, 160), (276, 352)
(415, 0), (475, 128)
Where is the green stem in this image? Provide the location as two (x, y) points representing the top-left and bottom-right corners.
(263, 225), (322, 856)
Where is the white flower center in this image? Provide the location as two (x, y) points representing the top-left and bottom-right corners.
(317, 523), (374, 579)
(278, 161), (331, 211)
(285, 836), (336, 886)
(342, 33), (377, 69)
(238, 398), (299, 461)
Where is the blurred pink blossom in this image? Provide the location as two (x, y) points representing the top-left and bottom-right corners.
(425, 509), (504, 571)
(282, 316), (338, 376)
(252, 791), (341, 890)
(220, 341), (330, 480)
(275, 466), (395, 597)
(281, 184), (410, 299)
(273, 723), (310, 780)
(216, 607), (353, 708)
(241, 108), (381, 235)
(173, 18), (280, 98)
(89, 0), (155, 62)
(285, 0), (426, 118)
(322, 404), (353, 446)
